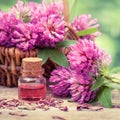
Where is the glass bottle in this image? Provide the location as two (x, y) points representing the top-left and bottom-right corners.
(18, 57), (46, 101)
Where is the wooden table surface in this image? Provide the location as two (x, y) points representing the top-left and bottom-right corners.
(0, 86), (120, 120)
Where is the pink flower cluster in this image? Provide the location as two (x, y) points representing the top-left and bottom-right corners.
(71, 14), (101, 40)
(0, 0), (102, 51)
(50, 67), (72, 97)
(50, 39), (111, 104)
(11, 23), (38, 50)
(0, 12), (21, 47)
(67, 39), (110, 73)
(0, 0), (65, 50)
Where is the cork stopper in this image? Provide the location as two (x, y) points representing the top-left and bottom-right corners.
(21, 57), (43, 77)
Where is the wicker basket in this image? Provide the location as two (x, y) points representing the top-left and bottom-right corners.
(0, 0), (78, 87)
(0, 47), (38, 87)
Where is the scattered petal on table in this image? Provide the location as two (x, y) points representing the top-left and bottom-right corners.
(52, 116), (66, 120)
(9, 111), (27, 117)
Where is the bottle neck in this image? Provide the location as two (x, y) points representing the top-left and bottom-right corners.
(21, 69), (44, 77)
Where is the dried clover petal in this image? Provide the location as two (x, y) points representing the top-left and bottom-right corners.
(9, 111), (27, 117)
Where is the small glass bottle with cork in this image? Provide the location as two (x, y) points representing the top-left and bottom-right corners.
(18, 57), (46, 101)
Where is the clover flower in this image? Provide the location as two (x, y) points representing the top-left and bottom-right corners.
(71, 14), (101, 40)
(49, 67), (72, 97)
(67, 39), (110, 74)
(35, 14), (65, 48)
(33, 0), (65, 48)
(49, 66), (97, 103)
(11, 23), (38, 51)
(11, 0), (42, 23)
(42, 0), (63, 15)
(66, 39), (111, 103)
(69, 72), (97, 104)
(67, 39), (100, 73)
(0, 12), (21, 46)
(25, 0), (63, 24)
(10, 0), (31, 22)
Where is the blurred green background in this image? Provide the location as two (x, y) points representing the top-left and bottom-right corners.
(0, 0), (120, 67)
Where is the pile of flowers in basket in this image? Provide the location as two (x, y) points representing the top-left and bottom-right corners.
(0, 0), (65, 50)
(0, 0), (120, 108)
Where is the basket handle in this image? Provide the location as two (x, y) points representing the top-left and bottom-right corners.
(63, 0), (69, 23)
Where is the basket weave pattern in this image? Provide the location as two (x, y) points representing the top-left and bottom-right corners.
(0, 47), (38, 87)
